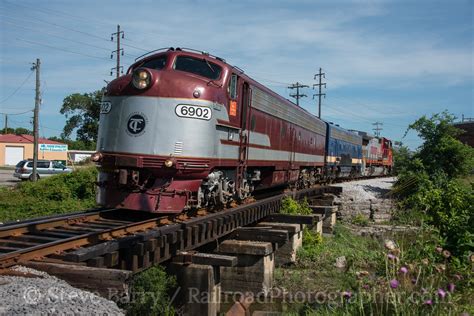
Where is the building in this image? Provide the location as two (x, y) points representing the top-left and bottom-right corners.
(454, 118), (474, 148)
(68, 150), (95, 164)
(0, 134), (68, 166)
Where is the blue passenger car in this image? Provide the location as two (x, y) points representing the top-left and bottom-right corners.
(325, 123), (363, 178)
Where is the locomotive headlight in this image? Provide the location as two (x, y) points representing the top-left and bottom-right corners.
(132, 68), (152, 90)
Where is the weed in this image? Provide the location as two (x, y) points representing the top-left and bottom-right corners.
(281, 197), (313, 215)
(126, 265), (177, 316)
(351, 214), (369, 226)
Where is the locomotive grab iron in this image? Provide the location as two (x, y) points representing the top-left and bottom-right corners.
(95, 48), (392, 213)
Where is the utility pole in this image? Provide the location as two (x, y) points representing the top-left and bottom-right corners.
(3, 114), (7, 134)
(313, 68), (326, 118)
(111, 25), (124, 78)
(288, 82), (309, 106)
(372, 122), (383, 137)
(31, 58), (41, 182)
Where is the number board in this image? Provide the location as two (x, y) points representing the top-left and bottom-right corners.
(175, 104), (212, 121)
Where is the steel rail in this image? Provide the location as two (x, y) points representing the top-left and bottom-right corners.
(0, 214), (170, 268)
(0, 185), (341, 269)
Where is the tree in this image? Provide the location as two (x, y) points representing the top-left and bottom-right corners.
(2, 127), (32, 135)
(404, 111), (474, 180)
(60, 90), (103, 147)
(392, 144), (412, 175)
(14, 127), (32, 135)
(394, 111), (474, 258)
(2, 127), (14, 134)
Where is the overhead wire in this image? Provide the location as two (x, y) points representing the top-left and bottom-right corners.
(16, 38), (111, 61)
(0, 2), (151, 54)
(0, 70), (34, 104)
(0, 109), (33, 116)
(2, 19), (137, 59)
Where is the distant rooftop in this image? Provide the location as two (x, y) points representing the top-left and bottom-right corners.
(0, 134), (65, 145)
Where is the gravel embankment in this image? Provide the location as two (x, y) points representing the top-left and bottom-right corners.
(333, 177), (396, 222)
(334, 177), (395, 201)
(0, 266), (124, 315)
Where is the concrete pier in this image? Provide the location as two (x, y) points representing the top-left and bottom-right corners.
(256, 222), (302, 266)
(218, 240), (275, 296)
(169, 263), (221, 316)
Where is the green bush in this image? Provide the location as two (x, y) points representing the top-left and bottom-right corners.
(393, 112), (474, 260)
(0, 167), (98, 222)
(126, 266), (177, 316)
(281, 197), (313, 215)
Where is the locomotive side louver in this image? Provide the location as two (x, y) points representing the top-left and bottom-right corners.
(174, 142), (183, 156)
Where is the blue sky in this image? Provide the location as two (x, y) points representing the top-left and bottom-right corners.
(0, 0), (472, 149)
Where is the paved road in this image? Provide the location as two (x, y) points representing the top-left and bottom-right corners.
(0, 169), (20, 187)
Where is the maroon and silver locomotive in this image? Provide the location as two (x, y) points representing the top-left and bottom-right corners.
(95, 48), (327, 213)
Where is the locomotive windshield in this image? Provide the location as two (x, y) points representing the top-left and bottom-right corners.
(136, 55), (167, 70)
(174, 56), (222, 80)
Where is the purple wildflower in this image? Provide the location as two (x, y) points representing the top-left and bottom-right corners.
(447, 283), (455, 293)
(342, 291), (352, 299)
(399, 266), (408, 274)
(411, 278), (417, 284)
(389, 279), (399, 289)
(362, 284), (370, 290)
(387, 253), (398, 262)
(437, 288), (446, 299)
(424, 299), (433, 305)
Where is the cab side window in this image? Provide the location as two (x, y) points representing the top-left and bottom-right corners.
(229, 74), (238, 99)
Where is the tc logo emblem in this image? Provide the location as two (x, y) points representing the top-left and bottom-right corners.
(126, 113), (147, 136)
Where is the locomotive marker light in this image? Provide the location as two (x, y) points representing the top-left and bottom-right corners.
(91, 152), (103, 162)
(132, 68), (152, 90)
(164, 159), (174, 168)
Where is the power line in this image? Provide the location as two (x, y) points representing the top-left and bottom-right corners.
(2, 19), (136, 59)
(3, 0), (112, 28)
(288, 82), (309, 107)
(0, 109), (33, 116)
(3, 0), (150, 53)
(16, 38), (110, 61)
(0, 70), (34, 104)
(313, 67), (326, 118)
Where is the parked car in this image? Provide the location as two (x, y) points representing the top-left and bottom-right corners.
(13, 160), (73, 181)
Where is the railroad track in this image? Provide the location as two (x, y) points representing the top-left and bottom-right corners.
(0, 186), (341, 270)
